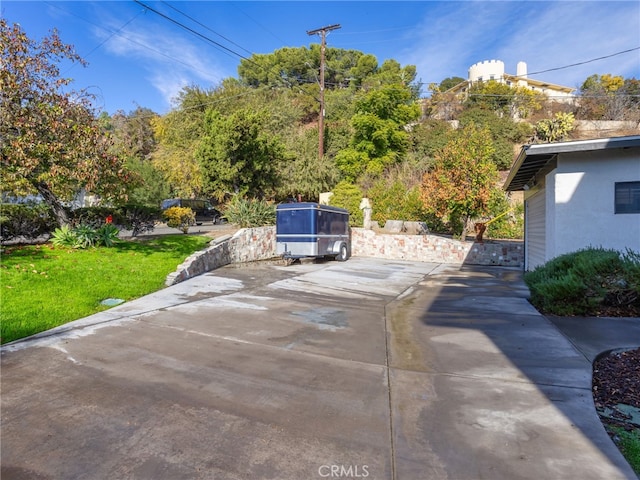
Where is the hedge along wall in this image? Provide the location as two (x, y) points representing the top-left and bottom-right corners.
(166, 226), (523, 286)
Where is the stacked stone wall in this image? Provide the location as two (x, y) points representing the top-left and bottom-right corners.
(166, 226), (524, 285)
(350, 228), (523, 267)
(165, 226), (276, 286)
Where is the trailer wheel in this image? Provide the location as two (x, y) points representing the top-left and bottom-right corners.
(336, 242), (349, 262)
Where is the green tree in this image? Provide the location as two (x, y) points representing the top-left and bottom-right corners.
(438, 76), (466, 92)
(150, 85), (213, 198)
(110, 107), (158, 160)
(328, 181), (364, 226)
(420, 124), (500, 239)
(196, 108), (286, 200)
(465, 80), (515, 114)
(407, 119), (454, 165)
(368, 176), (426, 225)
(0, 19), (132, 225)
(465, 80), (544, 119)
(459, 108), (531, 169)
(335, 84), (421, 181)
(278, 127), (339, 201)
(104, 107), (167, 206)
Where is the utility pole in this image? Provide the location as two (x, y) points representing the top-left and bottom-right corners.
(307, 24), (341, 160)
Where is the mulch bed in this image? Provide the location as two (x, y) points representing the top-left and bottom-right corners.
(593, 348), (640, 411)
(592, 347), (640, 442)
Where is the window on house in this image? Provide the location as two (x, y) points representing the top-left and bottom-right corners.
(615, 181), (640, 214)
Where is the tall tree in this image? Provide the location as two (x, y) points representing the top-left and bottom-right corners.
(110, 107), (158, 160)
(151, 85), (211, 198)
(335, 83), (421, 181)
(420, 124), (499, 239)
(0, 20), (132, 225)
(438, 76), (466, 91)
(278, 127), (338, 201)
(196, 108), (286, 200)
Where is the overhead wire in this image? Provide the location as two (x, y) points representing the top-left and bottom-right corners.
(133, 0), (250, 62)
(134, 0), (326, 105)
(42, 1), (226, 85)
(160, 1), (254, 57)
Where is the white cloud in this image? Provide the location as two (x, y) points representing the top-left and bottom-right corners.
(93, 12), (231, 106)
(494, 2), (640, 88)
(400, 1), (639, 92)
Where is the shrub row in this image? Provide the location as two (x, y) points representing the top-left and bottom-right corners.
(0, 204), (58, 242)
(0, 204), (162, 243)
(524, 247), (640, 316)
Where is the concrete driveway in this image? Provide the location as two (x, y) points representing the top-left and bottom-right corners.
(1, 258), (636, 479)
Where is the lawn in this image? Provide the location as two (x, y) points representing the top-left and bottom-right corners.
(0, 235), (211, 344)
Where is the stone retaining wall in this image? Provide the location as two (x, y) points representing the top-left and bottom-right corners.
(351, 228), (523, 267)
(166, 226), (524, 285)
(165, 226), (276, 286)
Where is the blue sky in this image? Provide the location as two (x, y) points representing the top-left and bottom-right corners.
(3, 1), (639, 115)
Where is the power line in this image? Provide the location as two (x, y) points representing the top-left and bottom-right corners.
(42, 1), (224, 85)
(527, 47), (640, 77)
(160, 1), (254, 57)
(134, 0), (251, 62)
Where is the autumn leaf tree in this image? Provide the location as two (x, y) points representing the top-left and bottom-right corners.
(0, 19), (132, 225)
(420, 124), (500, 240)
(578, 73), (640, 121)
(150, 85), (214, 199)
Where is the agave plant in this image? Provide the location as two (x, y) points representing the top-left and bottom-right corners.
(51, 225), (78, 248)
(95, 224), (120, 247)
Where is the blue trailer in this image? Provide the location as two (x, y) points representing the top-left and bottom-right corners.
(276, 203), (350, 261)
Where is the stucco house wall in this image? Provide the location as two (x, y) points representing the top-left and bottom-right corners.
(506, 135), (640, 270)
(548, 149), (640, 259)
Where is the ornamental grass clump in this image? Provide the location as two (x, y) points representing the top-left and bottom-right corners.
(524, 247), (640, 316)
(223, 197), (275, 228)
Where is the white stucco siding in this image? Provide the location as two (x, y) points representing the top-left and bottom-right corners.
(552, 149), (640, 257)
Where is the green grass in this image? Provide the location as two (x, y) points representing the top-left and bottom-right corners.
(0, 235), (211, 344)
(608, 426), (640, 475)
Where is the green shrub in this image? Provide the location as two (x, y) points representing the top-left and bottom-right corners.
(223, 197), (275, 228)
(328, 181), (363, 227)
(0, 203), (58, 242)
(524, 247), (640, 315)
(163, 206), (196, 234)
(485, 191), (524, 240)
(117, 204), (160, 236)
(368, 179), (426, 225)
(70, 207), (120, 228)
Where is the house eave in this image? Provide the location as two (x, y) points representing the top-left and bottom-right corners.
(504, 135), (640, 192)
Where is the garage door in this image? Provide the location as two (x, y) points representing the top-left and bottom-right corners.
(526, 190), (545, 271)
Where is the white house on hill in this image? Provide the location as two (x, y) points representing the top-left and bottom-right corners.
(448, 60), (575, 102)
(504, 135), (640, 270)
